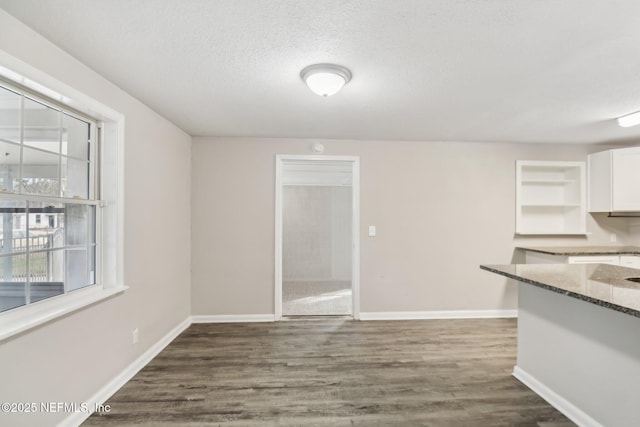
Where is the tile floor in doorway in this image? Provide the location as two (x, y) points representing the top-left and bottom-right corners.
(282, 280), (351, 316)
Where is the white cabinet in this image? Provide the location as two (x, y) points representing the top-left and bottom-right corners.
(619, 255), (640, 269)
(588, 146), (640, 213)
(516, 160), (586, 235)
(567, 255), (619, 265)
(524, 252), (640, 269)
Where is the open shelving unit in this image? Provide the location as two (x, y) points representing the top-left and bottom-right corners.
(516, 160), (586, 235)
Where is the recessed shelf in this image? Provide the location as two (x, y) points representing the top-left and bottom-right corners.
(516, 231), (587, 235)
(521, 203), (581, 207)
(516, 160), (586, 235)
(521, 179), (576, 184)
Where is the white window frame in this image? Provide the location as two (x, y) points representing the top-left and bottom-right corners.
(0, 80), (100, 294)
(0, 51), (125, 341)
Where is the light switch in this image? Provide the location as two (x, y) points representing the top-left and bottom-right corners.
(368, 225), (376, 237)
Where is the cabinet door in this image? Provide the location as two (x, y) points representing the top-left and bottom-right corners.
(567, 256), (619, 265)
(612, 147), (640, 211)
(619, 255), (640, 269)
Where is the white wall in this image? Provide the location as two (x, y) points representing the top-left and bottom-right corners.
(191, 137), (634, 316)
(331, 186), (352, 280)
(283, 186), (352, 281)
(0, 10), (191, 426)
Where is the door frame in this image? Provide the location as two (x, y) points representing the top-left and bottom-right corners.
(275, 154), (360, 320)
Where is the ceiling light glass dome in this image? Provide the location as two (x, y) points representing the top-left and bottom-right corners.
(300, 64), (352, 97)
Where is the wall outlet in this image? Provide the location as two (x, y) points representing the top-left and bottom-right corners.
(611, 233), (617, 243)
(132, 328), (139, 344)
(368, 225), (376, 237)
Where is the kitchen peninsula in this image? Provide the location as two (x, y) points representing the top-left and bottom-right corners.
(517, 245), (640, 268)
(481, 262), (640, 427)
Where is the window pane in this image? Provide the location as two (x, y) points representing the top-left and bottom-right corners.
(30, 282), (65, 304)
(23, 97), (60, 154)
(61, 157), (89, 199)
(0, 87), (21, 192)
(30, 251), (64, 303)
(0, 200), (27, 255)
(65, 248), (88, 292)
(0, 85), (21, 144)
(65, 204), (89, 246)
(29, 201), (65, 249)
(89, 244), (96, 285)
(48, 248), (64, 283)
(89, 206), (96, 246)
(21, 147), (60, 196)
(29, 251), (48, 282)
(0, 254), (27, 312)
(62, 114), (89, 160)
(0, 142), (21, 195)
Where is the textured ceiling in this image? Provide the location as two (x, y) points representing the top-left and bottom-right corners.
(2, 0), (640, 144)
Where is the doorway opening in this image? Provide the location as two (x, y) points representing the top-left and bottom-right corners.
(275, 155), (360, 320)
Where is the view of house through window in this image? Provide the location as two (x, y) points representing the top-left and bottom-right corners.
(0, 81), (98, 313)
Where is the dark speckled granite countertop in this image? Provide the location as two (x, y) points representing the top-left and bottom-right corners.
(516, 246), (640, 256)
(480, 263), (640, 318)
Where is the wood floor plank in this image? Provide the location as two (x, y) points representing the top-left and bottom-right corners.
(84, 318), (574, 426)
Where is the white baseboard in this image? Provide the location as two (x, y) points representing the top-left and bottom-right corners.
(513, 365), (603, 427)
(283, 278), (351, 282)
(358, 309), (517, 320)
(59, 317), (192, 427)
(191, 314), (275, 323)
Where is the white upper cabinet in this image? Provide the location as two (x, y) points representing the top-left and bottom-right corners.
(588, 147), (640, 213)
(516, 160), (587, 235)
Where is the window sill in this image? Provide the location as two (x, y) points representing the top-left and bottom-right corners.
(0, 284), (128, 342)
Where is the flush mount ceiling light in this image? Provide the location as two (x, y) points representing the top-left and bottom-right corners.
(617, 110), (640, 128)
(300, 63), (352, 97)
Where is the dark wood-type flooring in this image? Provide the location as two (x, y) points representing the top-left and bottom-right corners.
(84, 318), (573, 426)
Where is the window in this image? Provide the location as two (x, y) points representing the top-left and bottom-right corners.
(0, 53), (124, 341)
(0, 81), (99, 313)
